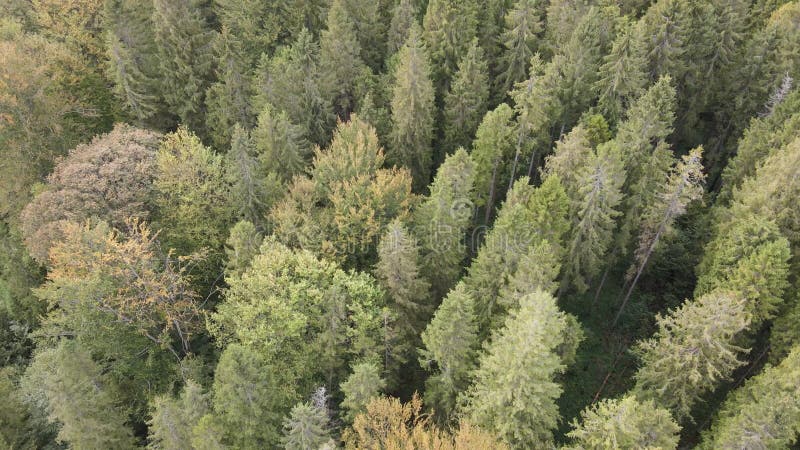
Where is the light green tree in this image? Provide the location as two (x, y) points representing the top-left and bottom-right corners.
(224, 220), (263, 282)
(498, 0), (543, 95)
(422, 0), (478, 92)
(443, 39), (490, 154)
(340, 360), (386, 423)
(471, 103), (516, 224)
(147, 380), (210, 450)
(319, 0), (369, 117)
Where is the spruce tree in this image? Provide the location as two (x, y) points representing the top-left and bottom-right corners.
(700, 347), (800, 449)
(205, 27), (253, 148)
(496, 240), (562, 318)
(632, 290), (750, 420)
(419, 282), (480, 418)
(471, 103), (516, 224)
(596, 18), (648, 124)
(152, 0), (215, 134)
(227, 125), (266, 226)
(387, 0), (416, 56)
(498, 0), (543, 95)
(252, 103), (311, 183)
(341, 0), (388, 72)
(462, 291), (581, 448)
(282, 401), (333, 450)
(224, 220), (264, 281)
(389, 24), (436, 190)
(566, 396), (680, 450)
(148, 380), (211, 450)
(635, 0), (692, 82)
(443, 39), (490, 154)
(412, 148), (476, 298)
(422, 0), (478, 92)
(319, 0), (369, 117)
(340, 361), (386, 423)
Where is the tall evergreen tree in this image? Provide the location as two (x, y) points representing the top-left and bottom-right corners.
(596, 17), (648, 124)
(147, 380), (211, 450)
(340, 361), (386, 423)
(471, 103), (517, 224)
(412, 148), (476, 298)
(422, 0), (478, 92)
(443, 40), (490, 154)
(282, 400), (333, 450)
(387, 0), (417, 56)
(498, 0), (543, 95)
(419, 282), (480, 418)
(152, 0), (215, 134)
(462, 291), (581, 448)
(227, 125), (266, 226)
(389, 24), (436, 190)
(252, 103), (311, 183)
(319, 0), (369, 117)
(632, 290), (750, 420)
(224, 220), (264, 281)
(341, 0), (389, 72)
(205, 27), (253, 148)
(635, 0), (692, 82)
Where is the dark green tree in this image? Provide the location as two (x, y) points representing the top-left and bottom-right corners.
(443, 39), (490, 154)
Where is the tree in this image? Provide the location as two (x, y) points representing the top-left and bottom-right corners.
(341, 0), (389, 72)
(22, 341), (135, 449)
(152, 0), (215, 134)
(419, 282), (480, 418)
(226, 125), (267, 226)
(319, 0), (369, 117)
(224, 220), (263, 282)
(340, 360), (386, 423)
(632, 290), (751, 420)
(213, 0), (295, 65)
(153, 127), (234, 276)
(443, 39), (490, 154)
(771, 291), (800, 363)
(252, 103), (311, 183)
(462, 291), (582, 448)
(389, 24), (436, 190)
(696, 212), (790, 326)
(498, 0), (543, 95)
(422, 0), (478, 92)
(20, 124), (161, 263)
(412, 148), (476, 297)
(147, 380), (210, 450)
(471, 103), (516, 224)
(387, 0), (416, 56)
(253, 28), (333, 146)
(282, 400), (333, 450)
(596, 17), (648, 124)
(211, 343), (294, 448)
(700, 347), (800, 449)
(565, 396), (680, 450)
(635, 0), (691, 82)
(616, 147), (705, 325)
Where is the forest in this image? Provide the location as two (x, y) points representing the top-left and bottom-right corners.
(1, 0), (799, 448)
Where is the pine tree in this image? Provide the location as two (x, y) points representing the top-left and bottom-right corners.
(227, 125), (267, 226)
(205, 27), (253, 148)
(700, 347), (800, 449)
(596, 17), (648, 124)
(462, 291), (581, 448)
(471, 103), (516, 224)
(617, 147), (705, 325)
(635, 0), (692, 82)
(566, 396), (680, 450)
(282, 400), (333, 450)
(148, 380), (211, 450)
(422, 0), (478, 92)
(498, 241), (562, 312)
(419, 282), (480, 418)
(632, 290), (750, 420)
(252, 103), (311, 183)
(319, 0), (369, 117)
(224, 220), (264, 281)
(498, 0), (543, 95)
(341, 0), (389, 72)
(22, 341), (135, 449)
(443, 39), (490, 154)
(412, 148), (476, 298)
(152, 0), (215, 134)
(387, 0), (417, 56)
(340, 361), (386, 423)
(213, 0), (295, 65)
(389, 24), (436, 190)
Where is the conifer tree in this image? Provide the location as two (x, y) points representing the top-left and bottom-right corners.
(419, 282), (480, 417)
(227, 125), (266, 226)
(341, 0), (388, 72)
(596, 18), (648, 124)
(566, 396), (680, 450)
(471, 103), (516, 224)
(22, 341), (135, 449)
(148, 380), (211, 450)
(340, 361), (386, 423)
(387, 0), (416, 56)
(498, 241), (562, 312)
(412, 148), (476, 297)
(252, 103), (311, 183)
(632, 290), (750, 420)
(205, 28), (253, 148)
(224, 220), (264, 281)
(152, 0), (215, 133)
(700, 347), (800, 449)
(771, 292), (800, 363)
(635, 0), (692, 82)
(213, 0), (295, 65)
(498, 0), (543, 95)
(617, 147), (705, 325)
(389, 24), (436, 190)
(282, 400), (333, 450)
(443, 40), (490, 154)
(422, 0), (478, 92)
(319, 0), (369, 117)
(462, 291), (581, 448)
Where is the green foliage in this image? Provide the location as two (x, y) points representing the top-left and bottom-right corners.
(462, 291), (582, 448)
(282, 399), (333, 450)
(771, 291), (800, 363)
(387, 0), (416, 55)
(471, 103), (516, 223)
(596, 18), (647, 124)
(389, 24), (436, 190)
(319, 0), (369, 117)
(632, 290), (751, 420)
(419, 282), (480, 418)
(443, 39), (490, 153)
(498, 0), (543, 94)
(566, 396), (680, 450)
(252, 103), (311, 182)
(422, 0), (478, 92)
(700, 347), (800, 449)
(147, 380), (210, 450)
(340, 360), (387, 423)
(22, 341), (135, 449)
(223, 220), (263, 281)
